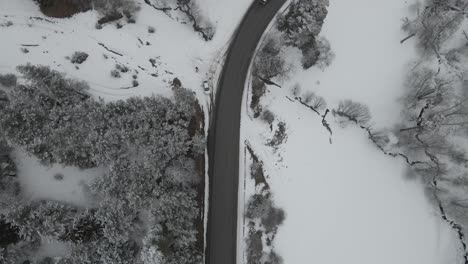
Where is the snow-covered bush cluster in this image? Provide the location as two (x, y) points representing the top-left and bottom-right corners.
(0, 64), (205, 263)
(253, 37), (291, 80)
(277, 0), (332, 69)
(245, 146), (286, 264)
(70, 51), (89, 64)
(244, 146), (285, 264)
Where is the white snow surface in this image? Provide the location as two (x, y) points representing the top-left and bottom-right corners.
(289, 0), (419, 127)
(241, 0), (462, 263)
(14, 150), (105, 207)
(0, 0), (252, 102)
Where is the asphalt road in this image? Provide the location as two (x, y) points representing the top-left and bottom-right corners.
(206, 1), (287, 264)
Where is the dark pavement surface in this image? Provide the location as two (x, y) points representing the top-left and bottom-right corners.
(206, 0), (287, 264)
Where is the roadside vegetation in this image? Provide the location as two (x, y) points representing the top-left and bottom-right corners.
(245, 145), (285, 264)
(0, 65), (205, 264)
(250, 0), (333, 117)
(245, 1), (333, 261)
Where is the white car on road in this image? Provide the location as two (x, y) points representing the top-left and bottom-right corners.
(203, 81), (211, 94)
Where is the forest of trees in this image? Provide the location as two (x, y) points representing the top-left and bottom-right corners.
(396, 0), (468, 232)
(0, 64), (205, 263)
(276, 0), (331, 69)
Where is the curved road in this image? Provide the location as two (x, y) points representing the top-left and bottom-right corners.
(206, 1), (287, 264)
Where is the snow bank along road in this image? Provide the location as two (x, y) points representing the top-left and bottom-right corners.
(206, 0), (286, 263)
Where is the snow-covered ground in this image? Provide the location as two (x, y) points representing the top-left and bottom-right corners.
(240, 0), (463, 263)
(290, 0), (418, 126)
(0, 0), (252, 103)
(13, 150), (105, 207)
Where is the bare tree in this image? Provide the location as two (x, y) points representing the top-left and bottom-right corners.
(333, 100), (371, 125)
(402, 0), (466, 53)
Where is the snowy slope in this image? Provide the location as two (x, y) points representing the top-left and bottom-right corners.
(240, 0), (462, 263)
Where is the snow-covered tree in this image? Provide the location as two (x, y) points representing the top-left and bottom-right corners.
(402, 0), (465, 52)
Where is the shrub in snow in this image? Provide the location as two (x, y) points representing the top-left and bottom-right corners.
(402, 0), (464, 52)
(291, 83), (301, 97)
(250, 77), (266, 118)
(277, 0), (329, 49)
(253, 37), (290, 80)
(93, 0), (139, 23)
(246, 194), (272, 219)
(262, 205), (285, 233)
(246, 228), (263, 264)
(302, 91), (315, 104)
(2, 21), (13, 27)
(54, 173), (64, 180)
(266, 250), (284, 264)
(70, 51), (89, 64)
(334, 100), (371, 125)
(301, 44), (320, 69)
(172, 77), (182, 88)
(368, 129), (390, 149)
(110, 69), (121, 78)
(315, 37), (335, 70)
(174, 85), (197, 116)
(268, 122), (287, 147)
(132, 79), (139, 87)
(148, 26), (155, 33)
(301, 91), (326, 111)
(0, 74), (17, 88)
(277, 0), (330, 69)
(261, 109), (275, 124)
(115, 64), (129, 73)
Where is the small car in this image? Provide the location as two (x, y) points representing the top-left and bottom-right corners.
(259, 0), (269, 5)
(203, 81), (210, 94)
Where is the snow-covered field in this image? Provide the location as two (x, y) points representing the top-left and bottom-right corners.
(241, 0), (463, 263)
(13, 150), (105, 207)
(0, 0), (252, 102)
